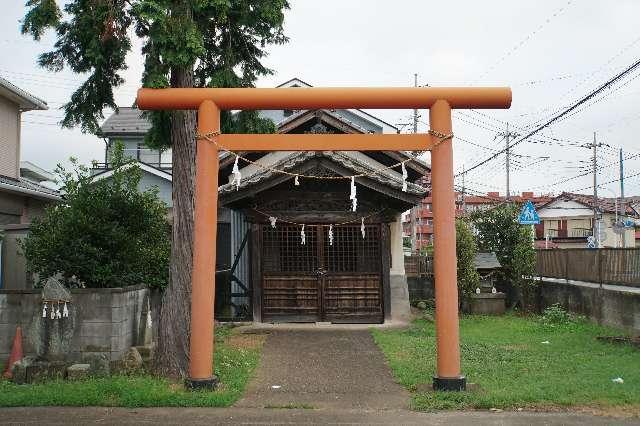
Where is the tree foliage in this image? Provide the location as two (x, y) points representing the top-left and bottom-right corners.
(470, 204), (537, 310)
(22, 144), (170, 289)
(21, 0), (288, 141)
(21, 0), (290, 379)
(455, 218), (480, 300)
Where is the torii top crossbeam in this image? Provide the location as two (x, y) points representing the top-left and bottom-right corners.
(137, 86), (511, 110)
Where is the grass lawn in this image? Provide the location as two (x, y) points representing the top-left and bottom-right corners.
(0, 326), (263, 407)
(372, 314), (640, 411)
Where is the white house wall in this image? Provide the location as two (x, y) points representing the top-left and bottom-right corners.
(137, 172), (173, 207)
(538, 199), (593, 218)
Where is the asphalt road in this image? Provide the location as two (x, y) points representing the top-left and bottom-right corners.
(1, 407), (638, 425)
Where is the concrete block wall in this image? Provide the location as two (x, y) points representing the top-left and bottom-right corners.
(540, 279), (640, 335)
(0, 285), (150, 362)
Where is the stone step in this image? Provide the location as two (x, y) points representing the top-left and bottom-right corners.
(133, 345), (153, 358)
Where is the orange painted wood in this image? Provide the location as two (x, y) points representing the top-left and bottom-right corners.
(430, 100), (462, 380)
(217, 133), (436, 151)
(189, 100), (220, 381)
(137, 86), (511, 110)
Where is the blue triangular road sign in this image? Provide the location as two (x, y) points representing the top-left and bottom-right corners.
(518, 200), (540, 225)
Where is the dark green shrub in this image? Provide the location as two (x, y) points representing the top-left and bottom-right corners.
(21, 143), (170, 289)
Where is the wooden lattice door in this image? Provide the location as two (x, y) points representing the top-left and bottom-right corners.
(261, 224), (383, 323)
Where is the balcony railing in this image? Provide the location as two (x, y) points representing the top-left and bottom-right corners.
(569, 228), (593, 238)
(93, 161), (172, 171)
(543, 228), (592, 239)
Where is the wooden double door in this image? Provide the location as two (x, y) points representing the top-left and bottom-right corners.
(261, 223), (383, 323)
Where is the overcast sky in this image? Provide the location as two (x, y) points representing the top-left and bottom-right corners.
(3, 0), (640, 197)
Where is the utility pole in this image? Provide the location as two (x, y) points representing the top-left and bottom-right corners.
(592, 132), (597, 247)
(496, 123), (517, 201)
(620, 148), (626, 247)
(505, 122), (510, 201)
(461, 164), (466, 214)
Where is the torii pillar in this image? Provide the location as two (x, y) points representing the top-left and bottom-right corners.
(137, 86), (511, 391)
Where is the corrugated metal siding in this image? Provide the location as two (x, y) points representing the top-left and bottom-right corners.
(230, 209), (250, 312)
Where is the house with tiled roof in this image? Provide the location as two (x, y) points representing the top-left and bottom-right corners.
(403, 188), (552, 251)
(0, 76), (60, 289)
(94, 78), (430, 324)
(535, 192), (638, 249)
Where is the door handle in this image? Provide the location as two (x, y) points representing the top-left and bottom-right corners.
(315, 267), (327, 277)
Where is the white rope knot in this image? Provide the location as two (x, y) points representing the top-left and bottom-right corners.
(269, 216), (277, 228)
(361, 218), (366, 239)
(300, 224), (306, 245)
(294, 175), (300, 186)
(350, 176), (357, 212)
(231, 155), (241, 190)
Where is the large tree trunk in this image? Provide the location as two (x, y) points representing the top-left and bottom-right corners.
(155, 66), (197, 379)
(154, 1), (198, 379)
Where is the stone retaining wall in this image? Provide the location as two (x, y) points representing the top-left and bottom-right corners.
(540, 278), (640, 334)
(407, 276), (434, 302)
(0, 285), (150, 362)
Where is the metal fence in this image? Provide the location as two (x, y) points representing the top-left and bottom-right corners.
(536, 248), (640, 287)
(404, 255), (433, 278)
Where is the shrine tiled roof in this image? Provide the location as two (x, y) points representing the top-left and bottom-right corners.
(218, 150), (427, 196)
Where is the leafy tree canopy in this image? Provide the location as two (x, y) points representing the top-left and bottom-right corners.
(470, 203), (537, 309)
(21, 0), (289, 143)
(455, 218), (480, 300)
(21, 143), (171, 289)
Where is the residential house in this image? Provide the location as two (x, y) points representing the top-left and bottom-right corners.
(0, 77), (59, 224)
(95, 78), (431, 323)
(0, 77), (60, 289)
(535, 192), (637, 249)
(403, 188), (551, 251)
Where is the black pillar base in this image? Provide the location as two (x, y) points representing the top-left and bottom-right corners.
(433, 375), (466, 391)
(186, 376), (219, 391)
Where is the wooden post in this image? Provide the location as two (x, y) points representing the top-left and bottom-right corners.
(187, 100), (220, 389)
(430, 100), (465, 391)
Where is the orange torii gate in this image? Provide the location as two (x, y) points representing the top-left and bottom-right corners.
(137, 86), (512, 391)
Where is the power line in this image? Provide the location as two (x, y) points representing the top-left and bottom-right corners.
(457, 56), (640, 178)
(568, 169), (640, 193)
(474, 0), (573, 82)
(514, 34), (640, 126)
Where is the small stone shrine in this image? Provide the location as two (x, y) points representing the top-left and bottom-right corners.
(469, 252), (506, 315)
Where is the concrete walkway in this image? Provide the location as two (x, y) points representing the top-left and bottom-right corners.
(234, 329), (410, 409)
(1, 407), (637, 425)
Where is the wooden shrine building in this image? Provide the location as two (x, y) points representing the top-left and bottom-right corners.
(217, 79), (429, 323)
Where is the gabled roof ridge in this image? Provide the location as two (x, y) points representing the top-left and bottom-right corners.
(538, 191), (636, 215)
(0, 75), (48, 111)
(92, 160), (172, 182)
